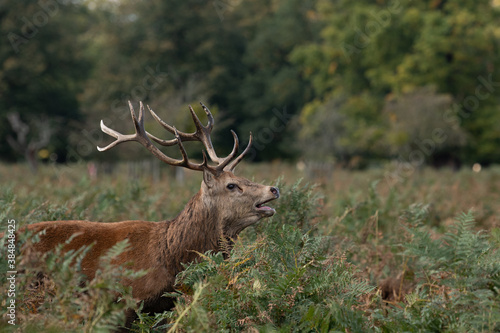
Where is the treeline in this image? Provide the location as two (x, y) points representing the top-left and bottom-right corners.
(1, 0), (499, 167)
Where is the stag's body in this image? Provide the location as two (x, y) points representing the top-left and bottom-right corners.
(28, 176), (276, 302)
(15, 102), (279, 330)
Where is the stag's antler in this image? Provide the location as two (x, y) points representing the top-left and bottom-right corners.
(98, 101), (252, 173)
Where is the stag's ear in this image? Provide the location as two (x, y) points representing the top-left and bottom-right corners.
(202, 168), (217, 188)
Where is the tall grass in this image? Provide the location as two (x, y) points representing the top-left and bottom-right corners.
(0, 162), (499, 331)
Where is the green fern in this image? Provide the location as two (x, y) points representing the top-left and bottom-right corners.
(380, 210), (500, 332)
(168, 222), (375, 332)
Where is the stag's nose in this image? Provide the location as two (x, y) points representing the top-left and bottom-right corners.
(270, 186), (280, 198)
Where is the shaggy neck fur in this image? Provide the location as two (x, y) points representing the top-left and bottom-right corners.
(163, 191), (225, 273)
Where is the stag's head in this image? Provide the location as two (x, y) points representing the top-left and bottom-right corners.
(200, 168), (279, 237)
(98, 102), (279, 236)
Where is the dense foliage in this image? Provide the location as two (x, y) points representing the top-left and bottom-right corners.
(0, 163), (499, 331)
(1, 0), (499, 165)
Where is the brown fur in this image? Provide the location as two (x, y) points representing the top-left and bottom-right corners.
(13, 170), (279, 329)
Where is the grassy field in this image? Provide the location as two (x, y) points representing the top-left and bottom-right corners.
(1, 161), (499, 332)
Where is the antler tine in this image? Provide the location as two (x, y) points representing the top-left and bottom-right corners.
(97, 120), (130, 152)
(98, 101), (207, 171)
(225, 132), (253, 172)
(98, 101), (248, 174)
(199, 102), (214, 131)
(146, 131), (179, 147)
(147, 104), (199, 144)
(212, 130), (240, 172)
(146, 103), (225, 166)
(132, 101), (144, 133)
(144, 105), (181, 146)
(188, 105), (206, 134)
(189, 103), (226, 164)
(147, 104), (175, 135)
(172, 127), (206, 171)
(97, 101), (145, 152)
(184, 103), (246, 172)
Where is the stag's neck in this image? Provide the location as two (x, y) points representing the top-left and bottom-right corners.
(164, 191), (223, 271)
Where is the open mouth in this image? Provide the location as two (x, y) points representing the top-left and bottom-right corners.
(256, 198), (276, 213)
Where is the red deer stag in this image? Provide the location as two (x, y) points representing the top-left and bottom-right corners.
(12, 102), (280, 329)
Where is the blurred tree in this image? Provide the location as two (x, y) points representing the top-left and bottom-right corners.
(229, 0), (319, 160)
(2, 0), (499, 166)
(78, 0), (224, 162)
(0, 0), (94, 162)
(6, 112), (52, 173)
(292, 0), (500, 165)
(298, 92), (385, 168)
(80, 0), (320, 162)
(383, 86), (467, 167)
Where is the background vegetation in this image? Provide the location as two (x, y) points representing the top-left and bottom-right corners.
(0, 163), (499, 331)
(1, 0), (500, 166)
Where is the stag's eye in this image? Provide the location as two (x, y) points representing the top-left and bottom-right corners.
(226, 183), (236, 190)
